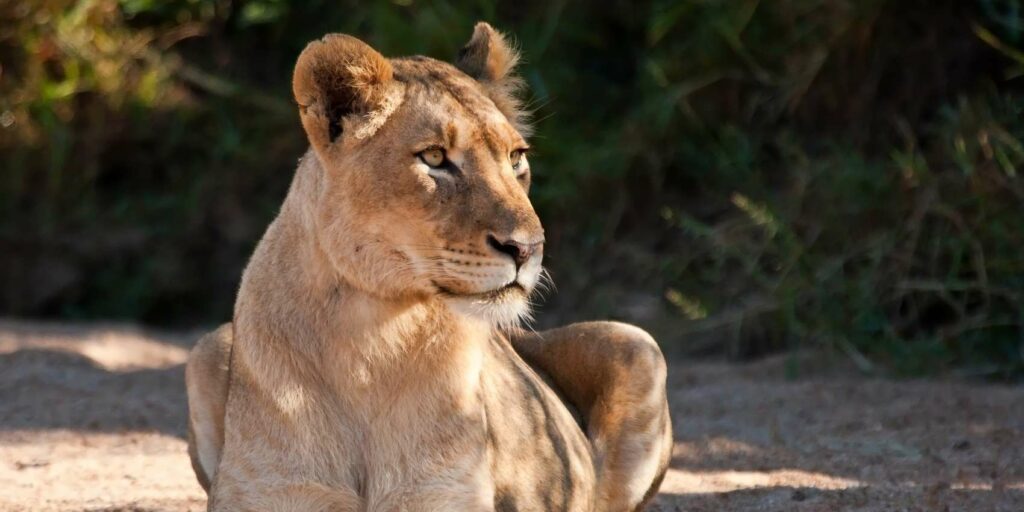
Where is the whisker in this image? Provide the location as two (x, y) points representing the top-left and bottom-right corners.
(539, 267), (557, 293)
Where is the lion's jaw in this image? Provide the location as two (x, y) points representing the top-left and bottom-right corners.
(434, 245), (544, 330)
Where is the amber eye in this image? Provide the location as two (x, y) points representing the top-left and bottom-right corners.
(418, 147), (447, 168)
(510, 149), (528, 173)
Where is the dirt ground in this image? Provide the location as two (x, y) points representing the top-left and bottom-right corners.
(0, 319), (1021, 511)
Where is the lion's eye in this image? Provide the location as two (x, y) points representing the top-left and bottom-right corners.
(418, 148), (447, 168)
(510, 149), (528, 173)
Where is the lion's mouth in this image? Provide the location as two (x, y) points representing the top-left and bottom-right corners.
(435, 282), (525, 302)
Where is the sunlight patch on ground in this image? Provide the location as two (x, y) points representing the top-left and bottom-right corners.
(661, 468), (865, 494)
(950, 481), (1024, 491)
(660, 468), (1024, 495)
(0, 319), (190, 371)
(0, 430), (206, 511)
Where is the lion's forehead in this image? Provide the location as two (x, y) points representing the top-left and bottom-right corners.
(391, 56), (482, 100)
(391, 57), (519, 145)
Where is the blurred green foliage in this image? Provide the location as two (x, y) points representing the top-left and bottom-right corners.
(1, 0), (1023, 377)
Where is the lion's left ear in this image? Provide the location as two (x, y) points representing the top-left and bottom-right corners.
(455, 22), (531, 136)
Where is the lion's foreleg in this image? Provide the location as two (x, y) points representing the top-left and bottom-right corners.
(186, 323), (234, 492)
(511, 322), (672, 512)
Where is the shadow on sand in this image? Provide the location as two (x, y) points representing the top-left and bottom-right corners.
(0, 348), (188, 437)
(0, 320), (199, 438)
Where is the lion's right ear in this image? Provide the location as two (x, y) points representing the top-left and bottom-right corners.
(293, 34), (393, 151)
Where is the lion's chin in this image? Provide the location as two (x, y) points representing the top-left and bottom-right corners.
(440, 284), (532, 330)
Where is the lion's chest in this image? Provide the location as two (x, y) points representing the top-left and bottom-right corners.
(218, 334), (595, 511)
(347, 336), (596, 512)
(352, 385), (496, 510)
(481, 338), (596, 512)
(352, 338), (595, 512)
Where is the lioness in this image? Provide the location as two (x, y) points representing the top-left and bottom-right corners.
(186, 22), (672, 511)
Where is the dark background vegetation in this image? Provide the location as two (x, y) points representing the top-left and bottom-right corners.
(2, 0), (1023, 378)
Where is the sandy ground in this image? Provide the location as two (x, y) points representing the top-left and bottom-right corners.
(0, 319), (1021, 511)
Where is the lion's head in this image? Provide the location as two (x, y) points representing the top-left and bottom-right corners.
(291, 22), (544, 327)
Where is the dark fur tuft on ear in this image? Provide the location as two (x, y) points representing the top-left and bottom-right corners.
(456, 22), (532, 136)
(456, 22), (520, 83)
(293, 34), (393, 150)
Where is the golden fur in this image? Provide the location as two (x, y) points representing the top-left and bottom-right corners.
(186, 22), (671, 511)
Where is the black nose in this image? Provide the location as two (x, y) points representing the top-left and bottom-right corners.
(487, 235), (542, 269)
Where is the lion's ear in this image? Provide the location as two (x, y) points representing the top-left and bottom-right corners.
(293, 34), (393, 150)
(456, 22), (520, 84)
(456, 22), (531, 136)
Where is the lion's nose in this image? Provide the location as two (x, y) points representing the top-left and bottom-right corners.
(487, 234), (543, 269)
